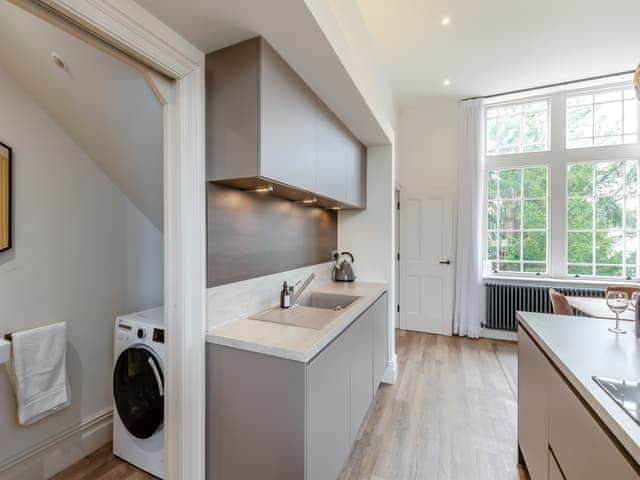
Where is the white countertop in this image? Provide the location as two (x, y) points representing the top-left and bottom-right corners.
(517, 311), (640, 464)
(206, 281), (387, 362)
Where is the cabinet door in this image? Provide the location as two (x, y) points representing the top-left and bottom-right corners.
(345, 140), (366, 208)
(548, 450), (565, 480)
(316, 101), (346, 201)
(260, 41), (316, 192)
(372, 293), (388, 391)
(547, 360), (638, 480)
(345, 313), (373, 444)
(518, 328), (550, 480)
(306, 331), (350, 480)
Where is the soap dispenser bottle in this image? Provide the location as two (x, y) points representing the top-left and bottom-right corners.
(280, 282), (291, 309)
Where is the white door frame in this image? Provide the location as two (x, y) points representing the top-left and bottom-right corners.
(17, 1), (207, 478)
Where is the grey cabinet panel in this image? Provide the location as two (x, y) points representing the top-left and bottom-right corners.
(346, 310), (373, 444)
(548, 450), (565, 480)
(260, 41), (317, 193)
(518, 328), (550, 480)
(306, 331), (350, 480)
(547, 358), (638, 480)
(345, 141), (366, 208)
(315, 101), (346, 201)
(372, 293), (388, 391)
(206, 345), (306, 480)
(206, 38), (260, 181)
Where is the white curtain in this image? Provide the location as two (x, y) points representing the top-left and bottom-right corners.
(453, 99), (485, 338)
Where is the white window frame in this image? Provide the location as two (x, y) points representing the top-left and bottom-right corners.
(483, 80), (640, 282)
(485, 98), (551, 156)
(565, 84), (639, 149)
(486, 164), (550, 275)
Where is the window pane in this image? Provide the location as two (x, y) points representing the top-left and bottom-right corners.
(499, 232), (521, 261)
(626, 266), (637, 279)
(595, 90), (622, 103)
(499, 262), (521, 272)
(624, 100), (638, 134)
(594, 102), (622, 137)
(568, 163), (593, 196)
(523, 199), (546, 229)
(488, 232), (497, 260)
(567, 138), (593, 149)
(499, 169), (521, 198)
(523, 232), (546, 261)
(595, 196), (623, 229)
(568, 232), (592, 263)
(567, 105), (593, 140)
(487, 171), (498, 199)
(595, 161), (624, 197)
(567, 198), (593, 229)
(626, 162), (638, 193)
(596, 265), (623, 277)
(499, 200), (521, 230)
(523, 167), (546, 197)
(568, 264), (592, 275)
(523, 263), (546, 273)
(486, 100), (549, 155)
(625, 233), (637, 265)
(595, 231), (623, 264)
(523, 111), (546, 145)
(626, 196), (637, 230)
(567, 94), (592, 107)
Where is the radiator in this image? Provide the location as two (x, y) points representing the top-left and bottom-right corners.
(484, 282), (605, 331)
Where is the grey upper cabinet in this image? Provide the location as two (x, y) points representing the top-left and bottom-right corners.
(260, 42), (317, 193)
(206, 37), (366, 209)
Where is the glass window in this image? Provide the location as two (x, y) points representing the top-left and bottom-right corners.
(566, 88), (638, 149)
(486, 166), (548, 273)
(486, 99), (550, 155)
(567, 160), (639, 278)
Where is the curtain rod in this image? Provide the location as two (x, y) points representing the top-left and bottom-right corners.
(462, 70), (636, 101)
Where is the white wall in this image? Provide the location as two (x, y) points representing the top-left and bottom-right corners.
(0, 64), (163, 478)
(339, 145), (396, 381)
(398, 99), (460, 192)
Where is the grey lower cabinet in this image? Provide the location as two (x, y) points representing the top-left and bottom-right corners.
(205, 36), (366, 209)
(207, 293), (388, 480)
(518, 326), (639, 480)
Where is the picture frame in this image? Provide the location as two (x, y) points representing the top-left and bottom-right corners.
(0, 141), (11, 252)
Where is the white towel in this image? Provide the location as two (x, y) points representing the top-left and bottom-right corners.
(6, 322), (71, 425)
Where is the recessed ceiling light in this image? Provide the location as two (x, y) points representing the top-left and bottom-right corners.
(441, 16), (451, 26)
(443, 79), (451, 87)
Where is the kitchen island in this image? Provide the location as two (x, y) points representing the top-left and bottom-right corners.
(517, 311), (640, 479)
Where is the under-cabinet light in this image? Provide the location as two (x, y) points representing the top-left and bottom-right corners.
(249, 185), (274, 193)
(298, 197), (317, 204)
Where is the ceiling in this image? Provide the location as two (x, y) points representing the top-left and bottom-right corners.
(0, 1), (163, 230)
(353, 0), (640, 108)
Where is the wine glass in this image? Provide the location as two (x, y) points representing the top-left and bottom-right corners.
(606, 291), (629, 334)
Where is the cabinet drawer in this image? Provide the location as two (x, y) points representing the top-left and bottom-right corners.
(547, 366), (638, 479)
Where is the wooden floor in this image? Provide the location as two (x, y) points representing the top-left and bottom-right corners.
(341, 330), (527, 480)
(54, 330), (527, 480)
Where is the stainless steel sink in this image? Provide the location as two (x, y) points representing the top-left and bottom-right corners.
(296, 292), (360, 311)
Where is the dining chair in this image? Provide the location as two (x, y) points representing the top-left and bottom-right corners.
(549, 288), (573, 315)
(605, 285), (640, 299)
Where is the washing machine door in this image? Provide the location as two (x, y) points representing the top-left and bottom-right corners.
(113, 345), (164, 439)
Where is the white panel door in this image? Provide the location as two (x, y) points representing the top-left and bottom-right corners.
(399, 188), (454, 335)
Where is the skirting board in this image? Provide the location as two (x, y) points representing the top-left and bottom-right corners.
(0, 408), (113, 480)
(481, 328), (518, 342)
(381, 354), (398, 384)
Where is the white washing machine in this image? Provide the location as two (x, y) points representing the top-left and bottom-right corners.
(113, 307), (164, 478)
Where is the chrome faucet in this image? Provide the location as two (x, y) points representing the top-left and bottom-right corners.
(290, 273), (316, 304)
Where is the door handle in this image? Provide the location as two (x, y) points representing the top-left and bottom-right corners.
(439, 260), (451, 265)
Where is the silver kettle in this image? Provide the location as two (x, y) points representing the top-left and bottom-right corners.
(332, 251), (356, 282)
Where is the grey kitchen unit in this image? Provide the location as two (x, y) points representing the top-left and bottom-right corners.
(518, 325), (639, 480)
(205, 37), (366, 209)
(206, 292), (388, 480)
